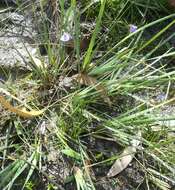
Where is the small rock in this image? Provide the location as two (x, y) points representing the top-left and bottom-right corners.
(0, 10), (38, 69)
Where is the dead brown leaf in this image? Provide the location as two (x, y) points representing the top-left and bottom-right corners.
(63, 35), (90, 51)
(73, 73), (112, 106)
(107, 146), (136, 177)
(169, 0), (175, 7)
(0, 88), (44, 118)
(107, 132), (141, 177)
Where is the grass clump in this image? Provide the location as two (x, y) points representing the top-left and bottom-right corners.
(0, 0), (175, 189)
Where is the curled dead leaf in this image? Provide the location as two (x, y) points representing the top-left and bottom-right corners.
(73, 73), (112, 106)
(61, 35), (90, 51)
(169, 0), (175, 7)
(0, 88), (44, 118)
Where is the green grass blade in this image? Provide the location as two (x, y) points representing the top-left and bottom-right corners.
(82, 0), (106, 71)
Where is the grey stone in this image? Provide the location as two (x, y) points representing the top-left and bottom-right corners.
(0, 10), (38, 68)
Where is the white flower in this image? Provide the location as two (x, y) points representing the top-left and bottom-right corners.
(60, 32), (72, 42)
(129, 24), (138, 33)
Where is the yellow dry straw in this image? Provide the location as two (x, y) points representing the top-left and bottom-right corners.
(0, 88), (44, 118)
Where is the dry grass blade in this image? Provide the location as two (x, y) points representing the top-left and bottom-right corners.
(84, 159), (96, 181)
(50, 0), (58, 17)
(0, 88), (44, 118)
(148, 174), (171, 190)
(73, 73), (112, 106)
(74, 166), (87, 190)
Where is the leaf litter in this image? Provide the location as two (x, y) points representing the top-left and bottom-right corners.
(107, 131), (141, 177)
